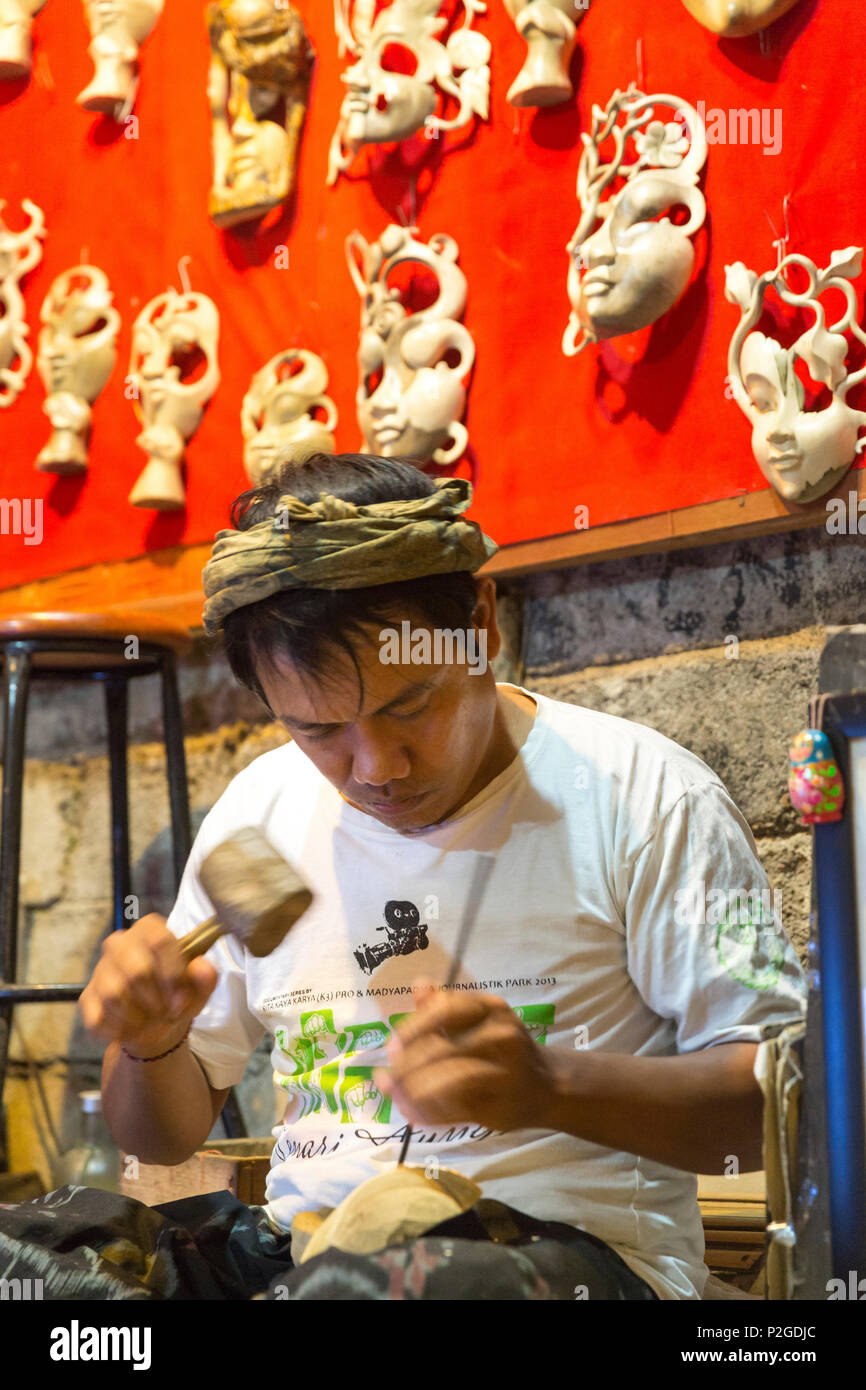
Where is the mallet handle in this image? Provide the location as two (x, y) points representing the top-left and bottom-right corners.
(178, 915), (222, 963)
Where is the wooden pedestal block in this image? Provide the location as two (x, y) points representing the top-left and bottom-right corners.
(120, 1138), (273, 1208)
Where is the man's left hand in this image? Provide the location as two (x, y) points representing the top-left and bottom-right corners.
(374, 982), (554, 1132)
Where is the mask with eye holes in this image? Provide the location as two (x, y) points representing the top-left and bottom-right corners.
(328, 0), (491, 187)
(346, 221), (475, 468)
(126, 288), (221, 509)
(563, 88), (708, 357)
(724, 248), (866, 504)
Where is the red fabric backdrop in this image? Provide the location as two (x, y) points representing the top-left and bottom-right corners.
(0, 0), (862, 590)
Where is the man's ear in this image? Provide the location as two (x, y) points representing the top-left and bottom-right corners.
(473, 575), (501, 661)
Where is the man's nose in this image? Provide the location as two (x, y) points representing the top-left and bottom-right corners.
(350, 728), (411, 787)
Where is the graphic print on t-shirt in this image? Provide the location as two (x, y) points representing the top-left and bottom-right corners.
(353, 899), (430, 976)
(715, 903), (785, 990)
(274, 1003), (556, 1130)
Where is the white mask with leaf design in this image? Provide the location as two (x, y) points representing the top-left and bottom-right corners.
(563, 87), (708, 357)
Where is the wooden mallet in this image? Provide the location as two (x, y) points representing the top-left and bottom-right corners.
(177, 826), (313, 963)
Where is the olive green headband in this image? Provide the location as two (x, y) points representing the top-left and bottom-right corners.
(201, 476), (498, 636)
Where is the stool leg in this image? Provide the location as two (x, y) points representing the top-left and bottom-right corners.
(158, 653), (247, 1138)
(0, 642), (33, 1168)
(105, 675), (132, 935)
(220, 1089), (247, 1140)
(159, 651), (191, 889)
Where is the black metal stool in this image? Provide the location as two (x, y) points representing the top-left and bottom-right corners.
(0, 610), (245, 1170)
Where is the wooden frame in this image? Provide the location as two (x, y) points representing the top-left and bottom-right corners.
(1, 473), (863, 633)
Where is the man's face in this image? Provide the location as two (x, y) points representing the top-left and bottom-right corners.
(255, 589), (502, 832)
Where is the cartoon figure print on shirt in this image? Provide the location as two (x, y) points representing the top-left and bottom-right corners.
(353, 899), (429, 976)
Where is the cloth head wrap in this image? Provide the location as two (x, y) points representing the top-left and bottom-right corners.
(201, 475), (498, 635)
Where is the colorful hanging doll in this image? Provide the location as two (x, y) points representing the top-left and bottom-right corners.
(788, 729), (845, 825)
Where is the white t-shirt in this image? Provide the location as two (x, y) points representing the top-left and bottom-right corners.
(165, 684), (807, 1300)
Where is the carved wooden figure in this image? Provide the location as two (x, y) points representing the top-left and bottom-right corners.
(127, 288), (220, 510)
(504, 0), (592, 108)
(0, 0), (48, 81)
(328, 0), (490, 186)
(242, 349), (338, 485)
(346, 221), (475, 468)
(207, 0), (314, 229)
(0, 198), (45, 408)
(36, 264), (120, 473)
(725, 248), (866, 504)
(563, 88), (708, 357)
(680, 0), (801, 39)
(77, 0), (163, 115)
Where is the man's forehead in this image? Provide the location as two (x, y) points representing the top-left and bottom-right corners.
(258, 645), (443, 724)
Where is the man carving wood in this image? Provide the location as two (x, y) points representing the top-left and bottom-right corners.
(76, 450), (806, 1300)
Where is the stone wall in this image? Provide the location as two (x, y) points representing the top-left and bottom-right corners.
(518, 523), (866, 969)
(4, 521), (861, 1186)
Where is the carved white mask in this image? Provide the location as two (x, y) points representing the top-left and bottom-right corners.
(127, 289), (220, 508)
(680, 0), (801, 38)
(36, 265), (120, 473)
(725, 249), (866, 503)
(0, 0), (47, 80)
(242, 349), (338, 485)
(77, 0), (163, 114)
(564, 89), (707, 356)
(328, 0), (490, 185)
(346, 222), (474, 467)
(0, 197), (45, 407)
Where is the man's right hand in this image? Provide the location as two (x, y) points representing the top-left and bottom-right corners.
(79, 914), (218, 1056)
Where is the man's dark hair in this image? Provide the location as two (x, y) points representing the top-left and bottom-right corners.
(220, 452), (481, 713)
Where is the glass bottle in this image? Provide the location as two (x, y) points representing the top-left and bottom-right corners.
(53, 1089), (121, 1192)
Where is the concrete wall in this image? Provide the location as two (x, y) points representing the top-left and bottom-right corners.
(4, 522), (861, 1187)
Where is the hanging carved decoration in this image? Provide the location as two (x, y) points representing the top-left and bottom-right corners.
(504, 0), (592, 109)
(328, 0), (490, 187)
(242, 349), (338, 485)
(36, 264), (120, 473)
(0, 0), (48, 81)
(346, 221), (475, 468)
(127, 288), (220, 509)
(725, 247), (866, 504)
(680, 0), (801, 39)
(77, 0), (164, 115)
(207, 0), (314, 230)
(0, 198), (46, 408)
(563, 87), (708, 357)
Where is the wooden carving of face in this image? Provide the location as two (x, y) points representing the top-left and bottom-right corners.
(347, 224), (475, 468)
(680, 0), (801, 38)
(207, 0), (313, 227)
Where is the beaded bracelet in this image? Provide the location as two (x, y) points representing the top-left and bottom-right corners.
(121, 1026), (190, 1063)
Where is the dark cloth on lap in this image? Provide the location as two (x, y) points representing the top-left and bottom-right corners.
(0, 1185), (659, 1300)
